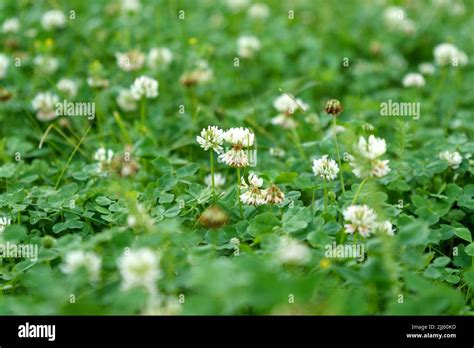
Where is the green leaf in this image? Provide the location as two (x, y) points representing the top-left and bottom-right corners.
(152, 156), (173, 173)
(454, 227), (472, 242)
(176, 163), (199, 177)
(282, 207), (310, 234)
(3, 225), (27, 242)
(248, 212), (280, 237)
(398, 221), (430, 246)
(274, 172), (298, 184)
(464, 243), (474, 256)
(432, 256), (450, 268)
(95, 196), (112, 206)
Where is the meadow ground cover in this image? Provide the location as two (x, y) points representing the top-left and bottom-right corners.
(0, 0), (473, 315)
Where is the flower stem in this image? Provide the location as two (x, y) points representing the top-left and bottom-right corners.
(290, 127), (307, 161)
(332, 117), (345, 193)
(352, 178), (368, 204)
(311, 188), (316, 221)
(210, 150), (216, 200)
(323, 188), (328, 212)
(140, 98), (146, 133)
(237, 167), (243, 219)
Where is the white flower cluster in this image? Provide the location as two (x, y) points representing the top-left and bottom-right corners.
(272, 93), (309, 129)
(402, 73), (425, 88)
(2, 17), (20, 34)
(31, 92), (59, 121)
(115, 50), (145, 72)
(0, 54), (9, 79)
(348, 135), (390, 179)
(117, 89), (138, 111)
(94, 146), (114, 172)
(312, 155), (339, 181)
(41, 10), (66, 31)
(240, 173), (285, 205)
(418, 63), (435, 75)
(130, 75), (159, 99)
(248, 3), (270, 20)
(276, 236), (311, 265)
(196, 126), (225, 154)
(343, 205), (394, 238)
(57, 78), (78, 97)
(147, 47), (173, 69)
(33, 55), (59, 74)
(118, 248), (161, 293)
(439, 150), (462, 169)
(218, 127), (255, 167)
(237, 35), (261, 59)
(383, 6), (415, 34)
(433, 43), (468, 67)
(180, 59), (213, 87)
(205, 173), (226, 188)
(61, 250), (102, 282)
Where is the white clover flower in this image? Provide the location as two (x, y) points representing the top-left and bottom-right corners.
(0, 54), (9, 79)
(94, 146), (114, 163)
(312, 155), (339, 181)
(2, 17), (20, 34)
(87, 76), (109, 89)
(196, 126), (225, 153)
(205, 172), (226, 187)
(33, 55), (59, 74)
(94, 147), (114, 172)
(263, 184), (285, 204)
(115, 50), (145, 72)
(230, 237), (240, 245)
(439, 150), (463, 169)
(248, 3), (270, 19)
(356, 135), (387, 160)
(130, 76), (159, 99)
(180, 60), (213, 87)
(31, 92), (59, 121)
(374, 221), (395, 236)
(434, 43), (469, 67)
(147, 47), (173, 69)
(419, 62), (435, 75)
(269, 147), (286, 158)
(240, 173), (266, 205)
(61, 250), (101, 282)
(276, 236), (311, 265)
(371, 159), (391, 178)
(272, 94), (309, 129)
(120, 0), (141, 13)
(56, 78), (78, 97)
(383, 6), (415, 34)
(219, 128), (255, 167)
(343, 205), (378, 238)
(142, 297), (182, 315)
(116, 89), (137, 111)
(118, 248), (161, 293)
(237, 35), (261, 59)
(226, 0), (249, 12)
(41, 10), (66, 31)
(402, 73), (425, 88)
(273, 93), (309, 114)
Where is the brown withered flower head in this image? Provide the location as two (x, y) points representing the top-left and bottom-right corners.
(198, 205), (229, 229)
(325, 99), (343, 117)
(0, 88), (13, 102)
(263, 184), (285, 204)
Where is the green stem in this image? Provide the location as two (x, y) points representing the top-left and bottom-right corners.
(140, 98), (146, 133)
(210, 151), (216, 201)
(55, 127), (91, 189)
(333, 117), (345, 193)
(290, 127), (307, 161)
(311, 188), (316, 221)
(352, 178), (368, 205)
(237, 167), (243, 219)
(323, 188), (328, 212)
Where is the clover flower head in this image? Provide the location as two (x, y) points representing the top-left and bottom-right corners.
(61, 250), (101, 282)
(147, 47), (173, 69)
(312, 155), (339, 181)
(41, 10), (66, 31)
(31, 92), (59, 121)
(0, 54), (10, 79)
(130, 75), (159, 99)
(402, 73), (425, 88)
(115, 50), (145, 72)
(196, 126), (225, 153)
(2, 17), (20, 34)
(276, 236), (311, 265)
(434, 43), (468, 67)
(116, 88), (138, 111)
(248, 3), (270, 19)
(57, 78), (78, 97)
(205, 173), (226, 187)
(118, 248), (160, 293)
(33, 55), (59, 74)
(343, 205), (378, 238)
(263, 184), (285, 204)
(240, 173), (266, 205)
(439, 150), (462, 169)
(237, 35), (261, 58)
(374, 221), (395, 236)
